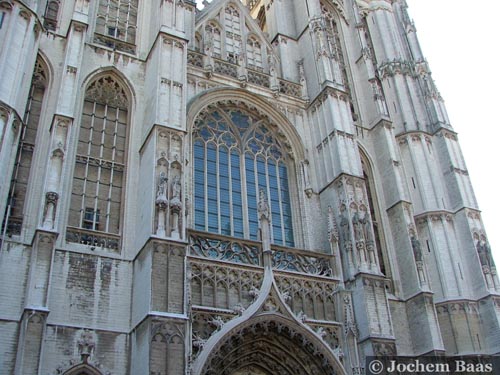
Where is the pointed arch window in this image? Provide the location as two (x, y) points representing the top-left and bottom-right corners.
(193, 106), (294, 247)
(206, 23), (222, 58)
(321, 3), (348, 88)
(360, 154), (391, 282)
(246, 37), (262, 70)
(43, 0), (60, 31)
(94, 0), (138, 54)
(66, 76), (129, 251)
(224, 5), (241, 63)
(3, 58), (48, 235)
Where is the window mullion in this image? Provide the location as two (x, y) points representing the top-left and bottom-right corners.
(228, 148), (234, 237)
(241, 152), (249, 238)
(276, 160), (286, 246)
(216, 143), (221, 234)
(264, 157), (273, 244)
(203, 142), (208, 232)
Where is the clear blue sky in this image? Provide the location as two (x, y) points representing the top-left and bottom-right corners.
(406, 0), (500, 267)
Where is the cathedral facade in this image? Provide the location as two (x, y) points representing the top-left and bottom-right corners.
(0, 0), (498, 374)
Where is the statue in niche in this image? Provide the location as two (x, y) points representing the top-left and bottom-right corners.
(268, 54), (279, 91)
(477, 237), (493, 268)
(411, 235), (423, 262)
(170, 175), (183, 240)
(352, 211), (364, 242)
(258, 189), (270, 220)
(156, 172), (168, 201)
(339, 207), (350, 244)
(172, 175), (181, 201)
(155, 171), (169, 237)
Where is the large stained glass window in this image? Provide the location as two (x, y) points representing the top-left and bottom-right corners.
(193, 106), (294, 247)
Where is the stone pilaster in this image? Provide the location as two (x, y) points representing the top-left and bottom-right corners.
(131, 238), (188, 374)
(14, 230), (57, 374)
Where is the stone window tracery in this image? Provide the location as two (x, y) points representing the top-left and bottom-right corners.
(2, 58), (47, 236)
(43, 0), (60, 31)
(193, 106), (294, 247)
(94, 0), (138, 54)
(224, 5), (241, 63)
(66, 76), (128, 250)
(206, 22), (222, 58)
(321, 3), (348, 87)
(246, 36), (262, 70)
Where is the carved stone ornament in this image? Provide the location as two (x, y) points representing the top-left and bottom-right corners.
(85, 76), (128, 108)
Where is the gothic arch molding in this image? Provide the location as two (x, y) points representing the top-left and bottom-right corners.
(187, 88), (306, 161)
(198, 313), (347, 375)
(80, 66), (137, 111)
(63, 363), (102, 375)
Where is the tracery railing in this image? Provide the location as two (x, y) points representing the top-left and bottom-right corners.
(66, 227), (120, 252)
(271, 245), (334, 277)
(187, 51), (303, 99)
(188, 230), (337, 278)
(189, 230), (261, 266)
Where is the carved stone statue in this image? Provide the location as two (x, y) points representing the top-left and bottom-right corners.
(258, 189), (270, 220)
(352, 211), (364, 242)
(156, 172), (168, 201)
(339, 207), (350, 243)
(477, 238), (493, 268)
(411, 236), (423, 262)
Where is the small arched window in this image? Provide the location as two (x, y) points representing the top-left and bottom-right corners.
(321, 2), (348, 88)
(94, 0), (139, 54)
(3, 57), (48, 235)
(360, 152), (390, 280)
(43, 0), (60, 31)
(193, 105), (294, 247)
(224, 5), (241, 63)
(205, 23), (222, 58)
(246, 37), (262, 70)
(66, 76), (129, 251)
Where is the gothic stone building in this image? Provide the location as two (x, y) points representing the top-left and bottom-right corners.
(0, 0), (498, 374)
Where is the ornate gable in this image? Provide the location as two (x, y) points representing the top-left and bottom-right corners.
(195, 0), (275, 72)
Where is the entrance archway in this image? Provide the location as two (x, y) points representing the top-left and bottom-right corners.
(201, 315), (346, 375)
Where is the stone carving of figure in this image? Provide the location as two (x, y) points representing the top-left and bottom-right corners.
(268, 54), (279, 92)
(352, 211), (364, 242)
(157, 172), (168, 200)
(339, 208), (350, 244)
(172, 175), (181, 201)
(477, 238), (493, 268)
(411, 235), (423, 262)
(258, 189), (270, 220)
(237, 53), (247, 84)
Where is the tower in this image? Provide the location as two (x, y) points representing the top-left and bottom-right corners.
(0, 0), (498, 374)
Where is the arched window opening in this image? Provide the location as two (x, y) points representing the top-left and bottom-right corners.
(193, 106), (294, 247)
(224, 5), (241, 63)
(63, 363), (103, 375)
(194, 33), (202, 52)
(246, 37), (262, 70)
(321, 2), (348, 88)
(257, 6), (267, 32)
(206, 23), (222, 58)
(43, 0), (60, 31)
(94, 0), (138, 54)
(66, 76), (129, 251)
(360, 154), (391, 282)
(2, 58), (47, 236)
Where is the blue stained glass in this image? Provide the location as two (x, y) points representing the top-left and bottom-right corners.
(199, 127), (211, 139)
(231, 111), (250, 134)
(211, 111), (222, 121)
(194, 109), (294, 245)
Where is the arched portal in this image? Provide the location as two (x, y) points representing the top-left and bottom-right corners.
(201, 315), (346, 375)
